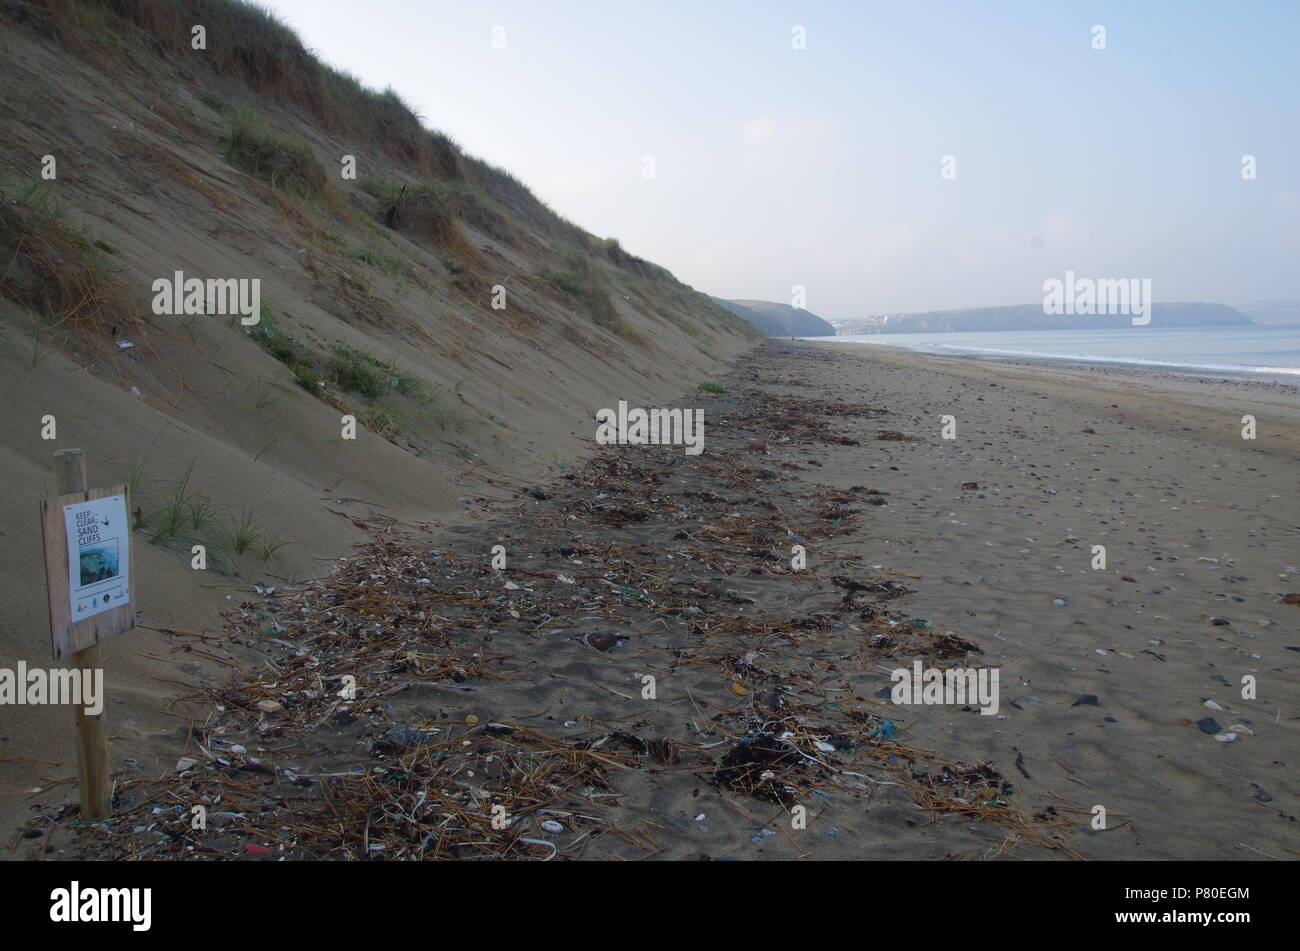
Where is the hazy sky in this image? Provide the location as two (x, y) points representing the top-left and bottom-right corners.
(261, 0), (1298, 320)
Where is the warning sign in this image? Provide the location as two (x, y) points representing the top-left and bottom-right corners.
(41, 483), (134, 659)
(63, 493), (131, 622)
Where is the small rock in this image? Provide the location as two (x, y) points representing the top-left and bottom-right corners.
(1210, 617), (1231, 626)
(540, 819), (564, 834)
(255, 700), (282, 714)
(175, 757), (198, 772)
(1071, 694), (1100, 707)
(1203, 699), (1224, 711)
(382, 725), (431, 749)
(1196, 717), (1222, 735)
(1214, 732), (1238, 742)
(583, 632), (625, 651)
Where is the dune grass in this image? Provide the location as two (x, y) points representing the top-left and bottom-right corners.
(224, 104), (325, 198)
(245, 302), (472, 443)
(0, 173), (157, 364)
(541, 253), (620, 329)
(129, 457), (291, 575)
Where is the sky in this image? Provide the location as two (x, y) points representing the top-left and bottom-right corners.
(260, 0), (1299, 321)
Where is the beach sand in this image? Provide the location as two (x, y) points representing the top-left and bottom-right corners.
(771, 342), (1300, 859)
(8, 341), (1297, 861)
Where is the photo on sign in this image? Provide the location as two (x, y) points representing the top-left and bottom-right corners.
(62, 493), (131, 623)
(79, 541), (120, 586)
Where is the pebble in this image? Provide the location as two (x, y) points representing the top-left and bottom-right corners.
(1071, 694), (1100, 707)
(255, 700), (282, 713)
(540, 819), (564, 834)
(382, 724), (431, 749)
(1196, 717), (1222, 735)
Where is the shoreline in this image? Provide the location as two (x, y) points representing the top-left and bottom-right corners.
(805, 339), (1300, 459)
(809, 336), (1300, 387)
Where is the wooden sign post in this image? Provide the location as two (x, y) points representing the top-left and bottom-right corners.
(40, 449), (135, 821)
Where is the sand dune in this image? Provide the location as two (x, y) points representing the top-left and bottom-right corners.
(0, 0), (757, 843)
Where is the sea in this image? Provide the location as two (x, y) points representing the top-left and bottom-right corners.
(808, 326), (1300, 382)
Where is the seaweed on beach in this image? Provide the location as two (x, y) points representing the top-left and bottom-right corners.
(28, 345), (1078, 861)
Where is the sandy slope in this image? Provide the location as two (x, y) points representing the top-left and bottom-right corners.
(0, 7), (757, 844)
